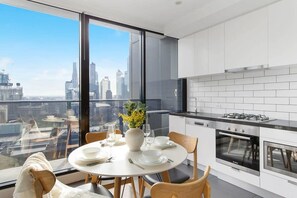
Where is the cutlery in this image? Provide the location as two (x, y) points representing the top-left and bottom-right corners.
(86, 157), (112, 166)
(167, 158), (174, 163)
(128, 158), (145, 170)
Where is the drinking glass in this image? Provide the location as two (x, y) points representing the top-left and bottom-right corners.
(106, 125), (116, 157)
(146, 129), (155, 148)
(143, 124), (151, 147)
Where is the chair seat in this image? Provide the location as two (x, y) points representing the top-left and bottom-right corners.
(77, 183), (113, 198)
(143, 168), (190, 186)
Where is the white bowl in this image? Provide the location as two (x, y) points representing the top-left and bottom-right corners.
(82, 147), (101, 159)
(142, 150), (162, 162)
(155, 136), (170, 146)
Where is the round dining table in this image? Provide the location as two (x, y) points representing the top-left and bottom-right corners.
(68, 139), (188, 198)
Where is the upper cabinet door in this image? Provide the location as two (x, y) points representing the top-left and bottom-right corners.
(178, 34), (195, 78)
(194, 29), (209, 76)
(269, 0), (297, 67)
(209, 24), (225, 74)
(225, 8), (268, 70)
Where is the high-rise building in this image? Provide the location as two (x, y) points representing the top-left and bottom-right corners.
(89, 62), (99, 99)
(100, 76), (111, 99)
(106, 90), (112, 99)
(116, 70), (125, 99)
(72, 62), (78, 88)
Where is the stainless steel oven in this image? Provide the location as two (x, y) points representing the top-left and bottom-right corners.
(264, 141), (297, 178)
(216, 122), (260, 176)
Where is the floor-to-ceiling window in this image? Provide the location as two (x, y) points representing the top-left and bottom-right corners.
(0, 2), (185, 188)
(0, 3), (80, 186)
(145, 33), (185, 136)
(88, 20), (142, 132)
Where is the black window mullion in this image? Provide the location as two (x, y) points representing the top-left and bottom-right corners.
(79, 13), (89, 145)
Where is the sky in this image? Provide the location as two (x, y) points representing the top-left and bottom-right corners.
(0, 3), (130, 97)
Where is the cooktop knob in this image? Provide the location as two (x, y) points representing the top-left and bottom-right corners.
(227, 127), (231, 130)
(241, 129), (245, 133)
(234, 128), (237, 132)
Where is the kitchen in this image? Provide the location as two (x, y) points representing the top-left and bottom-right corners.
(172, 0), (297, 197)
(1, 0), (297, 197)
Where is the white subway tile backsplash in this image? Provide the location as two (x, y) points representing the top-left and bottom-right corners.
(188, 68), (297, 121)
(226, 85), (243, 91)
(265, 68), (290, 76)
(290, 98), (297, 104)
(235, 78), (253, 85)
(219, 79), (234, 86)
(254, 90), (275, 97)
(226, 97), (244, 103)
(265, 98), (289, 104)
(277, 90), (297, 97)
(265, 111), (289, 120)
(235, 104), (253, 110)
(205, 81), (218, 86)
(244, 98), (264, 104)
(244, 84), (264, 91)
(265, 83), (289, 90)
(290, 82), (297, 89)
(254, 104), (276, 111)
(277, 74), (297, 82)
(235, 91), (253, 97)
(212, 97), (226, 103)
(219, 92), (234, 97)
(290, 113), (297, 121)
(277, 105), (297, 112)
(254, 76), (276, 84)
(244, 70), (264, 78)
(226, 73), (244, 79)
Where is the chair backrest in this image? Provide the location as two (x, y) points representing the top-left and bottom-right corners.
(30, 169), (56, 198)
(150, 166), (211, 198)
(168, 131), (198, 180)
(86, 129), (122, 144)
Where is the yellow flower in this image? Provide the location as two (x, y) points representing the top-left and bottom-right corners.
(118, 101), (146, 128)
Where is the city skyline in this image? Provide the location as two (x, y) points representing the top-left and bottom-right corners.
(0, 3), (130, 97)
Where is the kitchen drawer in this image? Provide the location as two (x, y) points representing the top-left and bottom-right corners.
(214, 162), (260, 187)
(261, 172), (297, 198)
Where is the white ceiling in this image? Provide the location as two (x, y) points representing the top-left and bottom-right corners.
(2, 0), (280, 38)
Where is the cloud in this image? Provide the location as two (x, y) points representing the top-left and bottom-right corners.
(0, 57), (14, 70)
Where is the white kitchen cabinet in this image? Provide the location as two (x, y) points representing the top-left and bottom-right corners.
(269, 0), (297, 67)
(194, 29), (209, 76)
(209, 24), (225, 74)
(225, 8), (268, 70)
(169, 115), (185, 134)
(185, 118), (215, 167)
(178, 34), (195, 78)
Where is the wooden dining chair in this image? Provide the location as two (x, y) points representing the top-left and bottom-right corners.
(14, 152), (113, 198)
(149, 166), (211, 198)
(64, 119), (79, 157)
(139, 131), (198, 198)
(85, 130), (137, 198)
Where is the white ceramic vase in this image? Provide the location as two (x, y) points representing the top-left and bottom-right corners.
(125, 128), (144, 151)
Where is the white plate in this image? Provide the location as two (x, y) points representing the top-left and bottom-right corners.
(135, 155), (168, 166)
(153, 141), (176, 149)
(77, 152), (108, 163)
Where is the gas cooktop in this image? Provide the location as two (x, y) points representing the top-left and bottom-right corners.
(221, 113), (272, 122)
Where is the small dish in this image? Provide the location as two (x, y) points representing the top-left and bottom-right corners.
(82, 147), (101, 159)
(142, 150), (162, 162)
(135, 155), (168, 166)
(155, 136), (170, 146)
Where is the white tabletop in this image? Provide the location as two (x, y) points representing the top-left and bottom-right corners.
(68, 140), (188, 178)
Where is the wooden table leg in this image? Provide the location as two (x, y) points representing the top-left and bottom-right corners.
(161, 171), (171, 183)
(114, 177), (121, 198)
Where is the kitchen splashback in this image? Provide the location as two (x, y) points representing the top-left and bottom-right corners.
(187, 65), (297, 121)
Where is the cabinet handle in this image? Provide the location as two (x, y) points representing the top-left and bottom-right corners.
(194, 122), (204, 126)
(288, 180), (297, 186)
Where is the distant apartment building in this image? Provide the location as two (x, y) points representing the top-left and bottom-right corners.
(100, 76), (111, 100)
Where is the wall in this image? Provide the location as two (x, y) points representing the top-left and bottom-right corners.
(187, 65), (297, 121)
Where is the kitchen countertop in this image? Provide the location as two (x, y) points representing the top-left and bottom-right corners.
(170, 112), (297, 132)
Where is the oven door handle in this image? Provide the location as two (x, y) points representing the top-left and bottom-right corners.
(218, 132), (250, 140)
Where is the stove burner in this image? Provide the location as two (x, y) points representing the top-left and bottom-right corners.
(222, 113), (269, 122)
